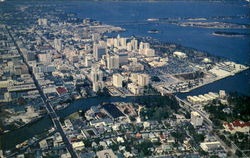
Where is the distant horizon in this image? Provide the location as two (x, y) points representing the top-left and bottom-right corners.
(4, 0), (250, 2)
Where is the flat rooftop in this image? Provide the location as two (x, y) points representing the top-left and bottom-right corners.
(103, 103), (124, 119)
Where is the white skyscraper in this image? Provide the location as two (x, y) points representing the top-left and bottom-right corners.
(54, 38), (62, 52)
(38, 53), (51, 64)
(127, 42), (132, 51)
(139, 42), (144, 50)
(137, 74), (149, 87)
(119, 38), (127, 49)
(85, 54), (92, 67)
(38, 18), (48, 26)
(107, 38), (114, 47)
(131, 39), (138, 51)
(90, 65), (104, 92)
(93, 42), (107, 61)
(90, 65), (103, 82)
(113, 74), (123, 88)
(144, 48), (155, 57)
(107, 54), (119, 69)
(117, 52), (128, 66)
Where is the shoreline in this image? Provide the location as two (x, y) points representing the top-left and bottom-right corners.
(0, 114), (47, 135)
(211, 33), (247, 38)
(1, 67), (249, 150)
(180, 67), (249, 93)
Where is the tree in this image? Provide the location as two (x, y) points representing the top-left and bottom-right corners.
(135, 140), (153, 156)
(151, 76), (161, 82)
(109, 143), (119, 151)
(83, 139), (92, 148)
(235, 149), (243, 157)
(96, 87), (111, 97)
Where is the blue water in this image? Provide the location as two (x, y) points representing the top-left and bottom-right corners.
(62, 1), (250, 95)
(63, 1), (250, 64)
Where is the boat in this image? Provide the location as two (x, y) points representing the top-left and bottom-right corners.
(146, 18), (159, 22)
(148, 29), (160, 34)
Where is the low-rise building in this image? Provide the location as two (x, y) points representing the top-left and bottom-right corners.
(96, 149), (117, 158)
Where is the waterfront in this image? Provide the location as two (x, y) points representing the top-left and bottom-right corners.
(1, 0), (249, 151)
(1, 66), (249, 150)
(63, 0), (250, 64)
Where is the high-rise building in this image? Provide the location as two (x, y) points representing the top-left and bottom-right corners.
(219, 90), (226, 98)
(38, 18), (48, 26)
(113, 74), (123, 88)
(38, 53), (51, 64)
(90, 65), (104, 92)
(85, 54), (92, 67)
(93, 42), (107, 61)
(107, 54), (119, 70)
(144, 48), (155, 56)
(33, 64), (55, 74)
(117, 52), (128, 66)
(90, 65), (103, 82)
(139, 42), (144, 50)
(24, 52), (36, 61)
(119, 38), (127, 49)
(137, 74), (149, 87)
(113, 38), (119, 48)
(191, 111), (203, 127)
(107, 38), (114, 47)
(92, 33), (101, 42)
(131, 39), (138, 51)
(54, 38), (62, 52)
(144, 42), (150, 49)
(126, 42), (132, 51)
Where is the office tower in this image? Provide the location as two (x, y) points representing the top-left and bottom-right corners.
(33, 64), (55, 73)
(144, 42), (150, 49)
(107, 38), (114, 47)
(38, 53), (51, 64)
(119, 37), (127, 49)
(85, 54), (92, 67)
(137, 74), (149, 87)
(93, 42), (107, 61)
(139, 42), (150, 50)
(24, 52), (36, 61)
(117, 52), (128, 66)
(113, 38), (119, 48)
(92, 33), (101, 42)
(113, 74), (123, 88)
(144, 48), (155, 57)
(54, 38), (62, 52)
(38, 18), (48, 26)
(139, 42), (144, 50)
(107, 54), (119, 69)
(90, 65), (104, 92)
(126, 42), (132, 51)
(131, 38), (138, 50)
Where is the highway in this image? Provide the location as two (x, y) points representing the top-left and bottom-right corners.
(7, 27), (78, 158)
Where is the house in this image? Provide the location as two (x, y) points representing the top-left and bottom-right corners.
(96, 149), (117, 158)
(223, 120), (250, 134)
(72, 141), (85, 150)
(200, 141), (221, 152)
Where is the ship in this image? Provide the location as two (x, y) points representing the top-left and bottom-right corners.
(148, 29), (160, 34)
(146, 18), (159, 22)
